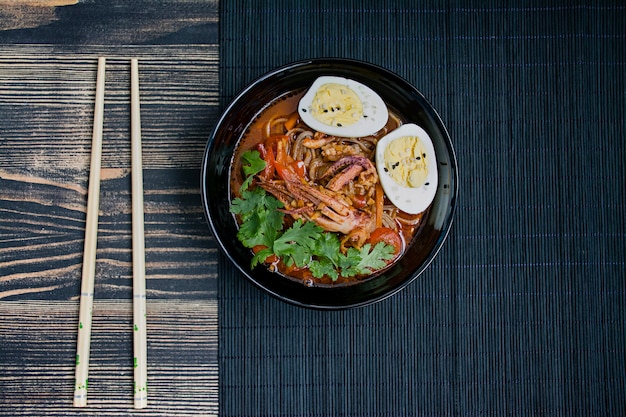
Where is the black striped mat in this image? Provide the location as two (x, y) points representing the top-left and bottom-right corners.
(219, 1), (625, 415)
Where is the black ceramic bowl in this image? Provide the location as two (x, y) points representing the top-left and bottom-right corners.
(201, 58), (458, 309)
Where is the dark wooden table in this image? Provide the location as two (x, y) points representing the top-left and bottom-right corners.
(0, 1), (220, 415)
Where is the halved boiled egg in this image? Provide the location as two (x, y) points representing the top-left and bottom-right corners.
(375, 123), (438, 214)
(298, 76), (388, 138)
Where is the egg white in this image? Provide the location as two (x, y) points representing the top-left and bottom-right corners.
(298, 76), (389, 137)
(375, 123), (438, 214)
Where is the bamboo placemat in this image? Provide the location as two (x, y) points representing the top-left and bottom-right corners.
(219, 1), (626, 415)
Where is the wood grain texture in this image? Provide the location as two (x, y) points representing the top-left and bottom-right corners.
(0, 46), (221, 301)
(0, 168), (220, 300)
(0, 1), (221, 413)
(0, 0), (218, 44)
(0, 46), (220, 177)
(0, 51), (220, 411)
(0, 300), (218, 416)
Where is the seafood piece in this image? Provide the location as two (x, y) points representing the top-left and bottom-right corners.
(302, 131), (336, 149)
(326, 164), (364, 191)
(321, 156), (378, 191)
(340, 227), (370, 251)
(321, 143), (362, 161)
(322, 136), (377, 159)
(258, 178), (375, 236)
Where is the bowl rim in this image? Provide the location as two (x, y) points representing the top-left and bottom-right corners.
(201, 57), (459, 309)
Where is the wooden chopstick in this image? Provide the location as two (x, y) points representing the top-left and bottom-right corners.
(74, 57), (148, 409)
(74, 56), (106, 408)
(130, 58), (148, 409)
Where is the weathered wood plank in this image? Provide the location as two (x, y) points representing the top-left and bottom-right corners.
(0, 0), (218, 45)
(0, 167), (218, 300)
(0, 2), (222, 412)
(0, 46), (220, 181)
(0, 44), (222, 301)
(0, 299), (218, 416)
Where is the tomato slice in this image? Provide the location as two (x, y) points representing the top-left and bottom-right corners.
(265, 135), (289, 159)
(273, 135), (292, 164)
(367, 227), (403, 255)
(256, 143), (275, 180)
(260, 135), (308, 182)
(275, 161), (302, 183)
(270, 136), (307, 182)
(290, 160), (306, 179)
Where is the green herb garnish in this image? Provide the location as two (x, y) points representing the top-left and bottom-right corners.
(230, 150), (396, 280)
(239, 150), (266, 191)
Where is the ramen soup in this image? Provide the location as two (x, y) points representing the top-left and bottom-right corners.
(230, 81), (433, 286)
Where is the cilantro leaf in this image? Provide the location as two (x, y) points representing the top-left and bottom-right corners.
(236, 211), (268, 248)
(341, 243), (395, 277)
(240, 150), (266, 191)
(231, 187), (284, 249)
(231, 188), (265, 218)
(309, 257), (339, 281)
(251, 246), (274, 269)
(338, 247), (363, 278)
(311, 232), (342, 268)
(273, 220), (322, 267)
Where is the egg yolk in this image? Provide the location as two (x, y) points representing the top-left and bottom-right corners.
(309, 83), (363, 128)
(383, 135), (429, 188)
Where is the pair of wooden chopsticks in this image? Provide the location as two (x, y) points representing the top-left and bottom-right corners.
(73, 57), (148, 409)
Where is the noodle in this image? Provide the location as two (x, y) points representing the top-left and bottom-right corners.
(291, 130), (314, 161)
(265, 116), (288, 137)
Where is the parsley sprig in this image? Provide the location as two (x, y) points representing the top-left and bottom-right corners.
(230, 150), (395, 281)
